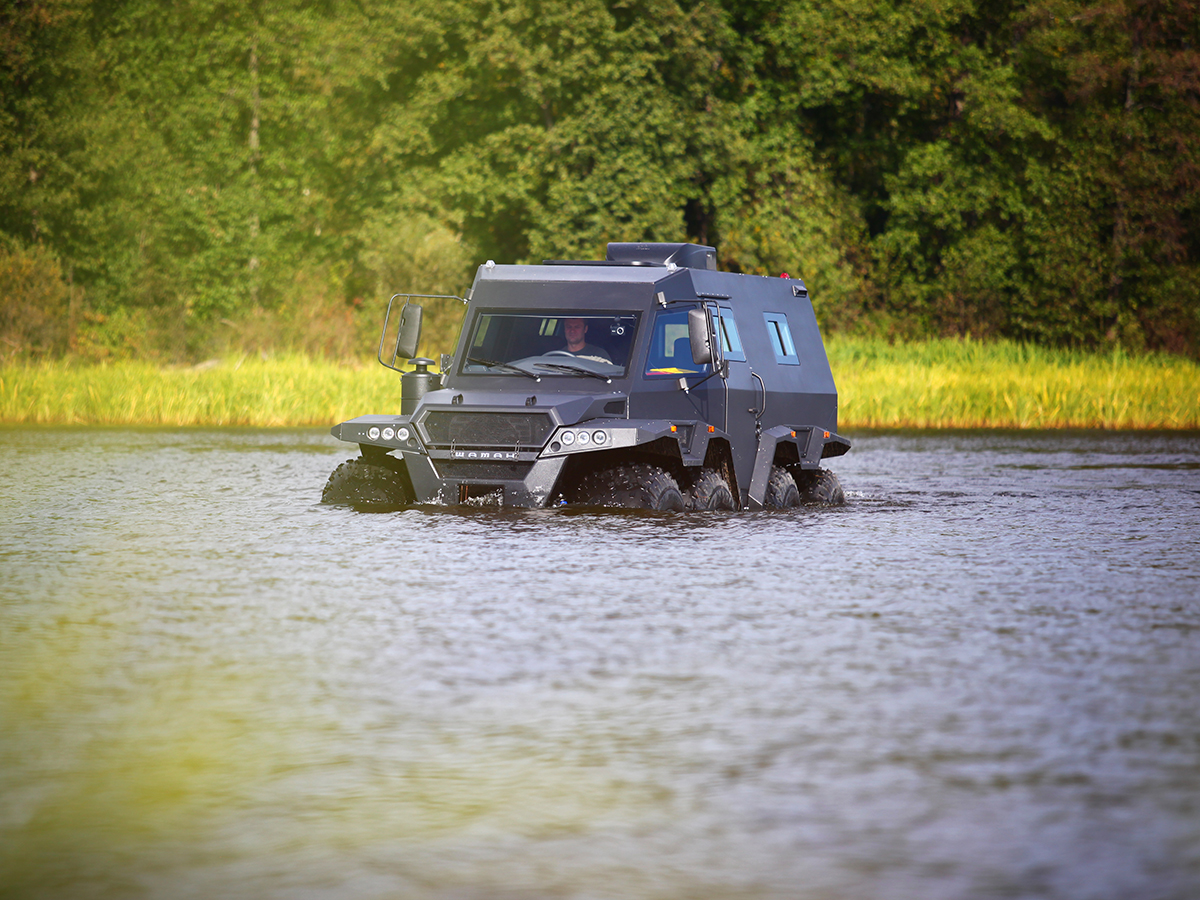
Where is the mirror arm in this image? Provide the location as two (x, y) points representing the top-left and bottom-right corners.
(677, 366), (724, 393)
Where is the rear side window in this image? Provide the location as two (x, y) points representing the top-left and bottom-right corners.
(763, 313), (799, 365)
(716, 306), (745, 362)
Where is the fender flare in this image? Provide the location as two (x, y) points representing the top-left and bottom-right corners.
(747, 426), (851, 509)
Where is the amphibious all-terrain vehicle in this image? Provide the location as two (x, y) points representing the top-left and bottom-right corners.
(322, 242), (849, 511)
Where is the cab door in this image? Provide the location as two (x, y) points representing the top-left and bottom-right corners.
(712, 304), (759, 476)
(638, 306), (725, 427)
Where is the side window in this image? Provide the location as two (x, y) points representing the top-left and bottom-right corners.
(763, 312), (799, 366)
(645, 308), (708, 377)
(716, 306), (745, 362)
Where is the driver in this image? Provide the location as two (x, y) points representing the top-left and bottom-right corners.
(561, 318), (611, 362)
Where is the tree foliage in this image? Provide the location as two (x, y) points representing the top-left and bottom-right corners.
(1, 0), (1196, 357)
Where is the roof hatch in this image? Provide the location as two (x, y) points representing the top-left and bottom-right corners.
(605, 242), (717, 270)
(542, 242), (718, 270)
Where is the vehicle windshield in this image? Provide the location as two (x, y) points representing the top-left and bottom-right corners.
(461, 310), (640, 378)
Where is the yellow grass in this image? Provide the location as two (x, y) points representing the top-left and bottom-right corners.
(828, 338), (1200, 429)
(1, 339), (1197, 429)
(0, 355), (404, 427)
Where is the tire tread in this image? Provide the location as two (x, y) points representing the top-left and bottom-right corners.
(322, 457), (412, 510)
(688, 469), (736, 510)
(576, 463), (686, 511)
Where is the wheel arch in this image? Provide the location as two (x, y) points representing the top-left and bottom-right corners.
(359, 445), (417, 501)
(557, 436), (688, 501)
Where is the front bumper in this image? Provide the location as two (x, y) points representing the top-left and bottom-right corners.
(332, 413), (695, 508)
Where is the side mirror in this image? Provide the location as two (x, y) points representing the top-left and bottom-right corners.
(395, 304), (423, 360)
(688, 307), (712, 365)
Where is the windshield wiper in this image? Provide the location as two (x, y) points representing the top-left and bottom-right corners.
(533, 362), (613, 383)
(466, 356), (540, 380)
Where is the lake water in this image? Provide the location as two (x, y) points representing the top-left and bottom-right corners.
(1, 427), (1198, 900)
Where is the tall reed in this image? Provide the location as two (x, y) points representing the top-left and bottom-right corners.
(827, 337), (1200, 429)
(0, 356), (405, 427)
(1, 340), (1197, 429)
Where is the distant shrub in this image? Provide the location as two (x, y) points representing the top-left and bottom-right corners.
(0, 243), (74, 361)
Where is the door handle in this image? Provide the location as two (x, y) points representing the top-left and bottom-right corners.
(750, 371), (766, 419)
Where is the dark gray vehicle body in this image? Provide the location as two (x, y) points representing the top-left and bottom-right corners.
(330, 243), (849, 509)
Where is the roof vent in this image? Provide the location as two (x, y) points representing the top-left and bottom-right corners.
(605, 243), (717, 271)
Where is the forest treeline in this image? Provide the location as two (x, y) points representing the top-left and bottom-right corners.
(2, 0), (1198, 361)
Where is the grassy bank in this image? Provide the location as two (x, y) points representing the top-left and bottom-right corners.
(829, 338), (1200, 429)
(0, 355), (399, 427)
(1, 339), (1197, 429)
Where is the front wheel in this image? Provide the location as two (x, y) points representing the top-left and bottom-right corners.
(575, 463), (686, 511)
(322, 457), (413, 511)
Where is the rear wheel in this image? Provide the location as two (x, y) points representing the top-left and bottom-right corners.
(322, 457), (413, 511)
(764, 465), (800, 509)
(576, 463), (686, 511)
(688, 469), (736, 510)
(796, 468), (845, 505)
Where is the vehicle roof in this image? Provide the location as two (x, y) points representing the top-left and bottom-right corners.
(475, 264), (671, 285)
(470, 262), (811, 307)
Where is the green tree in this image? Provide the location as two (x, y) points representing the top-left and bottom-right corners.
(1017, 0), (1200, 351)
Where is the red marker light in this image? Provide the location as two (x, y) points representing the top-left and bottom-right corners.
(780, 272), (790, 279)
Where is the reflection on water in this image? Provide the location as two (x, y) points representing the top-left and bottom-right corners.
(1, 427), (1199, 899)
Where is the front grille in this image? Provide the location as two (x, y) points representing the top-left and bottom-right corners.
(421, 411), (555, 448)
(436, 460), (533, 481)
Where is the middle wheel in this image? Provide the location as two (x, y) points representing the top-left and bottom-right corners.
(688, 469), (736, 510)
(576, 463), (686, 511)
(764, 465), (800, 509)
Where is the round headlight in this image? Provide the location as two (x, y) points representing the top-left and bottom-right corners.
(561, 431), (576, 446)
(396, 426), (410, 441)
(368, 426), (381, 440)
(592, 430), (607, 445)
(577, 431), (590, 445)
(382, 426), (395, 440)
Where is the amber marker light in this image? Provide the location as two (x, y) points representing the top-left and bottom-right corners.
(708, 425), (715, 433)
(824, 431), (830, 438)
(670, 425), (677, 432)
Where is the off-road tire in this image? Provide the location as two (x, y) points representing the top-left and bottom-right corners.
(688, 469), (736, 511)
(322, 457), (413, 511)
(576, 463), (686, 511)
(764, 465), (800, 509)
(796, 468), (845, 505)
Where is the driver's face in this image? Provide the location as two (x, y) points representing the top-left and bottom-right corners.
(564, 318), (587, 346)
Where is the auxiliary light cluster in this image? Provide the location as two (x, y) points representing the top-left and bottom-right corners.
(366, 425), (413, 444)
(550, 428), (609, 453)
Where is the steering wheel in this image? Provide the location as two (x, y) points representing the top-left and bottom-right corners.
(543, 350), (576, 357)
